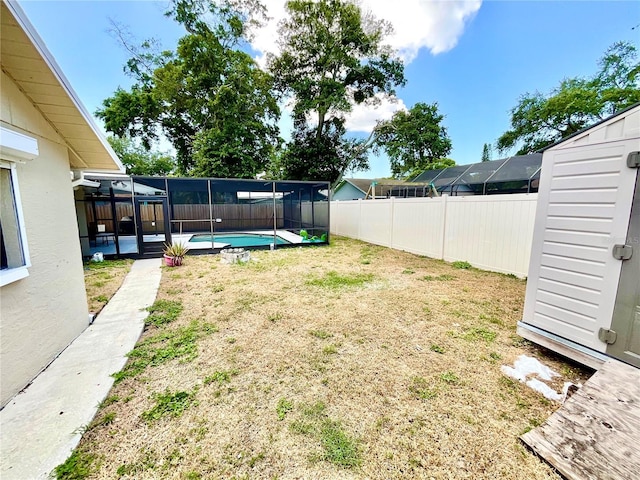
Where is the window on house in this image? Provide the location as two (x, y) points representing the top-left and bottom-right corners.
(0, 163), (29, 284)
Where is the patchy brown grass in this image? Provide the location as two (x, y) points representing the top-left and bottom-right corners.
(71, 237), (591, 479)
(84, 259), (134, 315)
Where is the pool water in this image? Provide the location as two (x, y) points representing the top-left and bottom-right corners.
(190, 233), (290, 247)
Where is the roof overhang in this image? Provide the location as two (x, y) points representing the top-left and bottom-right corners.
(1, 0), (124, 172)
(71, 178), (101, 190)
(337, 178), (372, 195)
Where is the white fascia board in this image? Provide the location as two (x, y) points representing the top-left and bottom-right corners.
(77, 171), (131, 179)
(4, 0), (125, 173)
(0, 125), (39, 161)
(71, 178), (101, 190)
(74, 169), (130, 176)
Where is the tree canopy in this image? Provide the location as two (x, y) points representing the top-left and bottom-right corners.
(107, 136), (175, 176)
(268, 118), (370, 182)
(498, 41), (640, 155)
(373, 102), (452, 178)
(268, 0), (405, 183)
(97, 0), (280, 178)
(404, 158), (456, 181)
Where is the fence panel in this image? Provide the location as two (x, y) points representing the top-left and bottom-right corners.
(330, 193), (538, 277)
(170, 204), (282, 231)
(88, 204), (127, 231)
(443, 194), (538, 277)
(359, 200), (393, 247)
(391, 198), (445, 258)
(331, 201), (361, 238)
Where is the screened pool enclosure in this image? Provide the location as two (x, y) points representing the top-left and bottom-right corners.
(75, 175), (330, 258)
(389, 153), (542, 198)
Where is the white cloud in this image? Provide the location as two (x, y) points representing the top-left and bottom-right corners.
(251, 1), (288, 67)
(344, 95), (407, 133)
(365, 0), (482, 61)
(252, 1), (481, 133)
(253, 0), (482, 63)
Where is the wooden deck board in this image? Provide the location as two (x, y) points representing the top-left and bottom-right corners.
(521, 360), (640, 480)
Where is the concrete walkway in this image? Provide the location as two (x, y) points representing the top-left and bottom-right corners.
(0, 258), (161, 480)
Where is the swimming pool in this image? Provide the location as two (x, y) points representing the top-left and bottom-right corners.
(189, 233), (290, 247)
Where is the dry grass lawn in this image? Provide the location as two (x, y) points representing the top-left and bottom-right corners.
(69, 237), (591, 479)
(84, 259), (134, 314)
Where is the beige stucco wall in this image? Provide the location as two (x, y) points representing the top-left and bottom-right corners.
(1, 71), (89, 407)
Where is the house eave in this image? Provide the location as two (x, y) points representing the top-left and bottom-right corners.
(1, 0), (124, 173)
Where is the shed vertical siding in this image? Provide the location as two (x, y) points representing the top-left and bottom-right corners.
(523, 106), (640, 353)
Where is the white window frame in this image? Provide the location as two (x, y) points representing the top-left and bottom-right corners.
(1, 127), (35, 287)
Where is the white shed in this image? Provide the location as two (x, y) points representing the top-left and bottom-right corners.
(518, 104), (640, 370)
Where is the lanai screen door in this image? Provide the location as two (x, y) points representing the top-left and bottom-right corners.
(134, 197), (170, 254)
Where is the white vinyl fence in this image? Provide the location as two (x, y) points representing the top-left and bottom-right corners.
(330, 193), (538, 277)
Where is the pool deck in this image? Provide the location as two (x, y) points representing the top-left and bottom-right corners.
(89, 230), (307, 256)
(176, 230), (304, 250)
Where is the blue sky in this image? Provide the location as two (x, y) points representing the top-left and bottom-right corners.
(18, 0), (640, 178)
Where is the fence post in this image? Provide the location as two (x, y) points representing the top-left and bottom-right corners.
(440, 194), (448, 260)
(358, 199), (362, 240)
(331, 201), (335, 236)
(389, 196), (395, 248)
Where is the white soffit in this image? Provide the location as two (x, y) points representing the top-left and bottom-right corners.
(1, 0), (124, 172)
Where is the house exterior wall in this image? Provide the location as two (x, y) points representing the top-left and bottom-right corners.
(522, 105), (640, 355)
(1, 71), (89, 407)
(333, 182), (365, 201)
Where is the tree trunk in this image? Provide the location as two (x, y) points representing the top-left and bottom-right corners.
(316, 109), (326, 140)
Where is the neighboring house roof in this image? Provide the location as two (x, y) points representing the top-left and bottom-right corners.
(1, 0), (123, 172)
(349, 178), (374, 194)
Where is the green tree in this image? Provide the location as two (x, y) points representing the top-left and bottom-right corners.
(406, 158), (455, 180)
(498, 41), (640, 155)
(373, 102), (452, 178)
(108, 136), (176, 175)
(481, 143), (492, 162)
(269, 119), (369, 182)
(97, 0), (280, 178)
(268, 0), (405, 183)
